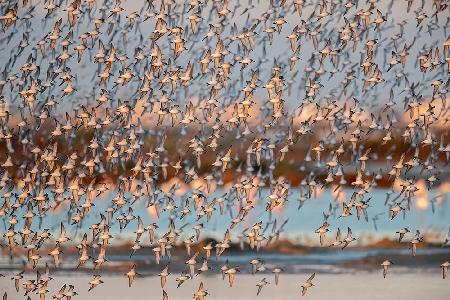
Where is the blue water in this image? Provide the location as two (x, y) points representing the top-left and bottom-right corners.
(17, 187), (449, 244)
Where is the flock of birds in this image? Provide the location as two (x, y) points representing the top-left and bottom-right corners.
(0, 0), (449, 298)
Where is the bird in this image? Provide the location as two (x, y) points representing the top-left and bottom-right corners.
(329, 228), (342, 247)
(195, 259), (211, 276)
(256, 278), (270, 296)
(396, 228), (410, 242)
(300, 273), (316, 296)
(410, 230), (424, 256)
(341, 227), (357, 249)
(441, 261), (449, 279)
(162, 290), (169, 300)
(176, 273), (191, 288)
(125, 264), (138, 287)
(11, 271), (24, 292)
(193, 282), (208, 300)
(225, 267), (239, 287)
(0, 0), (447, 299)
(381, 260), (394, 278)
(315, 221), (330, 246)
(159, 266), (170, 288)
(272, 268), (283, 285)
(64, 285), (77, 300)
(250, 259), (261, 275)
(52, 284), (66, 300)
(88, 275), (104, 292)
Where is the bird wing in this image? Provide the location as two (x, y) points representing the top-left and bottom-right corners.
(257, 285), (263, 295)
(229, 273), (235, 287)
(348, 227), (353, 238)
(307, 273), (315, 283)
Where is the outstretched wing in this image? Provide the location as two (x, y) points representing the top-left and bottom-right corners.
(307, 273), (315, 283)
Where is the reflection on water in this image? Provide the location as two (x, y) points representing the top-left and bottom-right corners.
(33, 188), (450, 242)
(1, 188), (448, 274)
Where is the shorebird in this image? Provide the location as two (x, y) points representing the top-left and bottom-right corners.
(0, 0), (447, 298)
(272, 268), (283, 285)
(88, 275), (104, 292)
(193, 282), (208, 300)
(159, 266), (170, 288)
(250, 259), (261, 275)
(225, 267), (239, 287)
(381, 260), (394, 278)
(342, 227), (357, 249)
(64, 285), (77, 300)
(186, 252), (199, 277)
(410, 230), (424, 256)
(256, 278), (270, 296)
(300, 273), (316, 296)
(176, 273), (191, 288)
(441, 261), (449, 279)
(315, 221), (330, 246)
(329, 228), (342, 247)
(396, 228), (410, 242)
(11, 271), (24, 292)
(197, 259), (211, 276)
(125, 264), (138, 287)
(52, 284), (66, 300)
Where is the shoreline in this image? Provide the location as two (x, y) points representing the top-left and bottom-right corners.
(1, 273), (449, 300)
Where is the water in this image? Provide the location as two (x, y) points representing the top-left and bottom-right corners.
(28, 187), (450, 242)
(1, 187), (449, 274)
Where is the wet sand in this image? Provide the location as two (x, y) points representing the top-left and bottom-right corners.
(1, 272), (449, 300)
